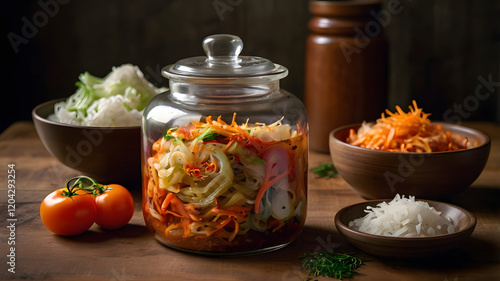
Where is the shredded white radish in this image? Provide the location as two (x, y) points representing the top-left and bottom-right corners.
(348, 194), (455, 237)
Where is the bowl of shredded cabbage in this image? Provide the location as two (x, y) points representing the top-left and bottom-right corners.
(32, 64), (166, 184)
(329, 101), (491, 200)
(335, 194), (477, 259)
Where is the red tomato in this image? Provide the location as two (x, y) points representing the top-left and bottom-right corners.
(40, 188), (97, 236)
(94, 184), (135, 230)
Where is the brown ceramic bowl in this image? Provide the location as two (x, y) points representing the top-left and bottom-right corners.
(32, 98), (141, 184)
(329, 123), (491, 200)
(335, 199), (477, 259)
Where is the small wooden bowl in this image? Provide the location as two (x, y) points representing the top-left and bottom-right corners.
(335, 199), (477, 259)
(32, 99), (141, 184)
(329, 123), (491, 200)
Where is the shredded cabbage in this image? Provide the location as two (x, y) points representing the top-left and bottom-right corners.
(50, 64), (167, 127)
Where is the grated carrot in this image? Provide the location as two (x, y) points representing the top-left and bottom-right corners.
(346, 101), (468, 152)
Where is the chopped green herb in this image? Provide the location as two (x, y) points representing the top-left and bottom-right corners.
(202, 132), (223, 142)
(164, 134), (176, 141)
(311, 163), (338, 178)
(300, 251), (364, 280)
(163, 128), (178, 140)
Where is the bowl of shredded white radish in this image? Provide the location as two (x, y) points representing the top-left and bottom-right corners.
(335, 194), (476, 259)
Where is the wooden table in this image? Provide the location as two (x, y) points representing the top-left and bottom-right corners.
(1, 121), (499, 281)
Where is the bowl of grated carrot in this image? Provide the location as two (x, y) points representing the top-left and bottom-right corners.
(329, 101), (491, 200)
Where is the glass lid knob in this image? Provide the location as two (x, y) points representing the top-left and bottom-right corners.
(203, 34), (243, 64)
(162, 33), (287, 79)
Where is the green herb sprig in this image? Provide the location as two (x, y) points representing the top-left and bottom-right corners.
(300, 251), (364, 280)
(311, 163), (338, 178)
(202, 132), (223, 142)
(163, 128), (178, 140)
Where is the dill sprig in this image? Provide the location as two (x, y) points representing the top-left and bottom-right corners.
(300, 251), (364, 280)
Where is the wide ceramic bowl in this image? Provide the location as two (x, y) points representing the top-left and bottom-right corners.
(32, 98), (141, 184)
(335, 199), (477, 259)
(329, 123), (491, 200)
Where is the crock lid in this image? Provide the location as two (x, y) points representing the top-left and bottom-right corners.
(162, 34), (288, 81)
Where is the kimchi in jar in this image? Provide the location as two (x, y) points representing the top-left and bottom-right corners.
(141, 34), (308, 255)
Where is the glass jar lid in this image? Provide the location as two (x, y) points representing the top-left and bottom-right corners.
(162, 34), (288, 82)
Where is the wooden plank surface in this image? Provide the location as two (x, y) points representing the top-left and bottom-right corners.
(0, 121), (499, 281)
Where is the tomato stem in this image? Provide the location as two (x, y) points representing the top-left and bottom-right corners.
(63, 176), (106, 197)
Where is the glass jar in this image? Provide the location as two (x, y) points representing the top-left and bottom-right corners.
(141, 34), (308, 255)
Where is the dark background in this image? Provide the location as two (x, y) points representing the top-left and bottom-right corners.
(2, 0), (500, 133)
